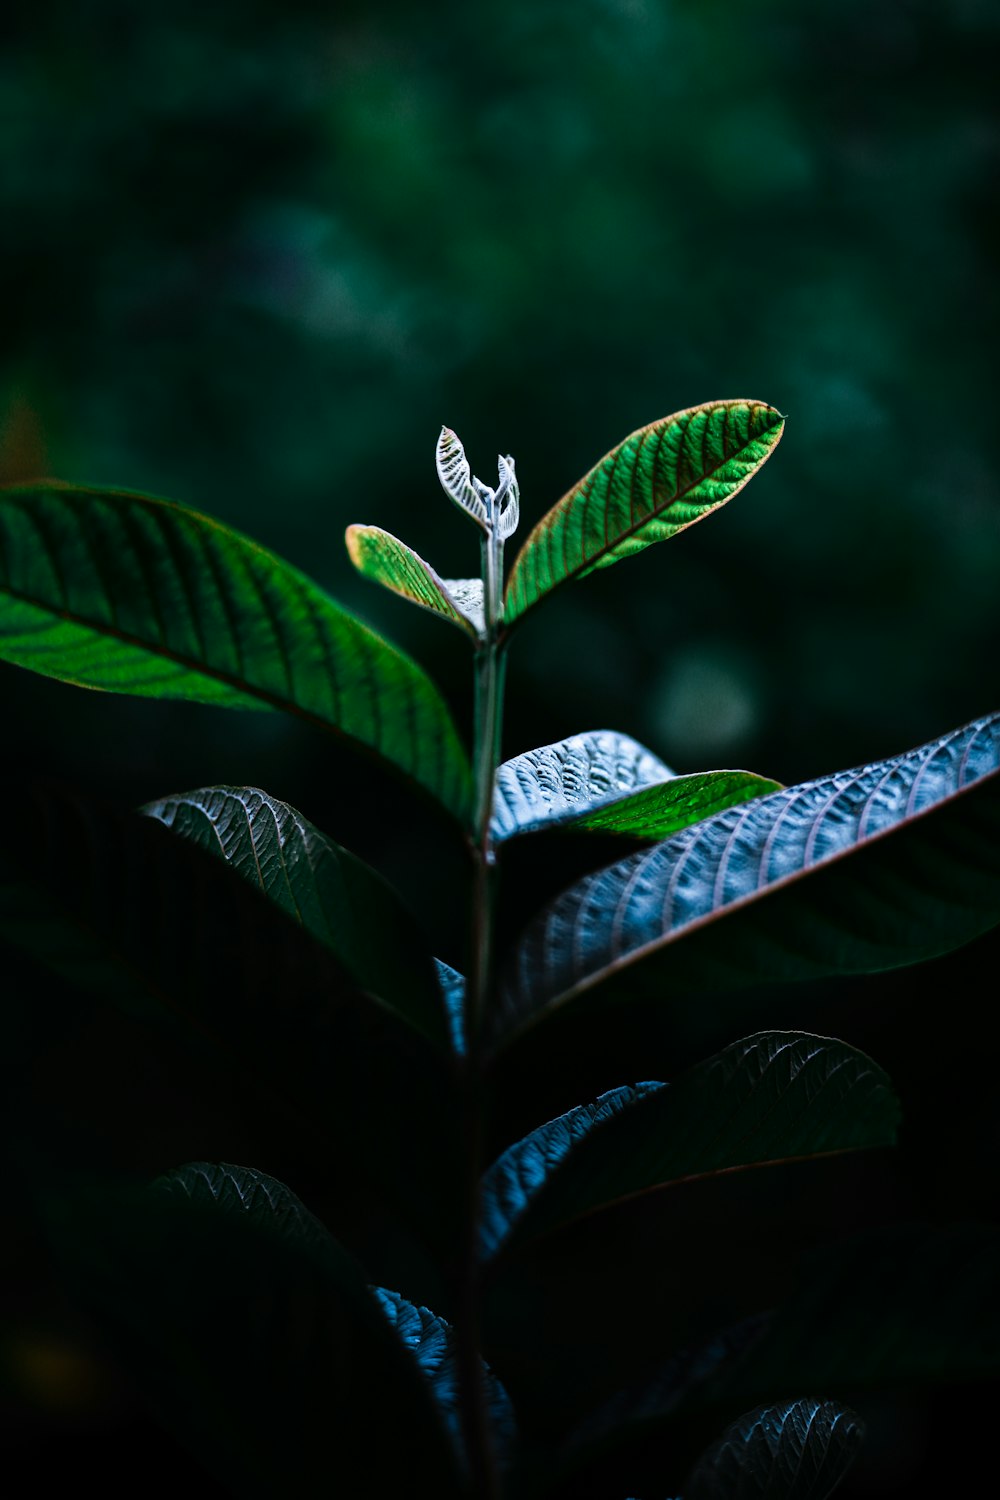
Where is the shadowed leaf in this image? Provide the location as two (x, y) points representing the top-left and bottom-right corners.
(142, 784), (443, 1039)
(479, 1033), (897, 1264)
(493, 712), (1000, 1053)
(686, 1398), (863, 1500)
(504, 400), (784, 625)
(373, 1286), (516, 1468)
(53, 1163), (462, 1499)
(711, 1224), (1000, 1408)
(434, 958), (467, 1058)
(346, 523), (483, 638)
(0, 785), (461, 1245)
(0, 483), (471, 819)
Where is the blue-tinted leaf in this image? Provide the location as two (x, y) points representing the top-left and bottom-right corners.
(686, 1398), (863, 1500)
(372, 1286), (516, 1467)
(55, 1163), (462, 1498)
(434, 958), (467, 1058)
(491, 730), (675, 841)
(493, 713), (1000, 1053)
(479, 1033), (898, 1264)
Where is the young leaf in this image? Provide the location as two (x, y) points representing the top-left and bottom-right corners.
(503, 400), (784, 625)
(492, 730), (675, 841)
(685, 1398), (863, 1500)
(493, 712), (1000, 1052)
(142, 784), (443, 1034)
(479, 1033), (898, 1264)
(436, 426), (489, 530)
(53, 1162), (463, 1499)
(491, 729), (781, 842)
(0, 483), (472, 820)
(345, 523), (483, 639)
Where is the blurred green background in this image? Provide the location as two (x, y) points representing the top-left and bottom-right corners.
(2, 0), (998, 830)
(1, 1), (999, 1491)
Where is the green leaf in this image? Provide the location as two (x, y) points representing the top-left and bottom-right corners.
(492, 730), (675, 840)
(685, 1398), (863, 1500)
(0, 785), (461, 1245)
(142, 784), (443, 1038)
(0, 483), (472, 820)
(492, 712), (1000, 1054)
(346, 523), (483, 638)
(478, 1033), (897, 1265)
(491, 729), (780, 842)
(503, 400), (784, 625)
(54, 1162), (462, 1499)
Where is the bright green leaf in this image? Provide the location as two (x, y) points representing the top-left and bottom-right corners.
(492, 712), (1000, 1055)
(479, 1032), (897, 1264)
(346, 523), (483, 638)
(491, 730), (675, 841)
(0, 484), (471, 820)
(491, 729), (780, 842)
(503, 400), (784, 625)
(142, 785), (443, 1039)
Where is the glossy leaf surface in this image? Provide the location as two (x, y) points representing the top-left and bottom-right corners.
(479, 1033), (897, 1263)
(491, 730), (780, 842)
(57, 1162), (461, 1499)
(0, 483), (471, 819)
(686, 1398), (862, 1500)
(491, 730), (675, 841)
(494, 712), (1000, 1049)
(504, 400), (784, 624)
(143, 784), (443, 1040)
(345, 523), (482, 638)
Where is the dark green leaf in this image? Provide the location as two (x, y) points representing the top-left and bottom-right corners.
(686, 1398), (863, 1500)
(492, 713), (1000, 1052)
(143, 784), (443, 1038)
(0, 785), (461, 1245)
(346, 523), (483, 638)
(479, 1033), (897, 1264)
(503, 401), (784, 625)
(0, 484), (471, 819)
(54, 1163), (462, 1499)
(712, 1225), (1000, 1407)
(491, 729), (780, 843)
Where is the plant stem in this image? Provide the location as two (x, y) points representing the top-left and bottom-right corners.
(456, 520), (508, 1498)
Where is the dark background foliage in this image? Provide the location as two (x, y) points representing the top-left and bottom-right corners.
(1, 1), (998, 1494)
